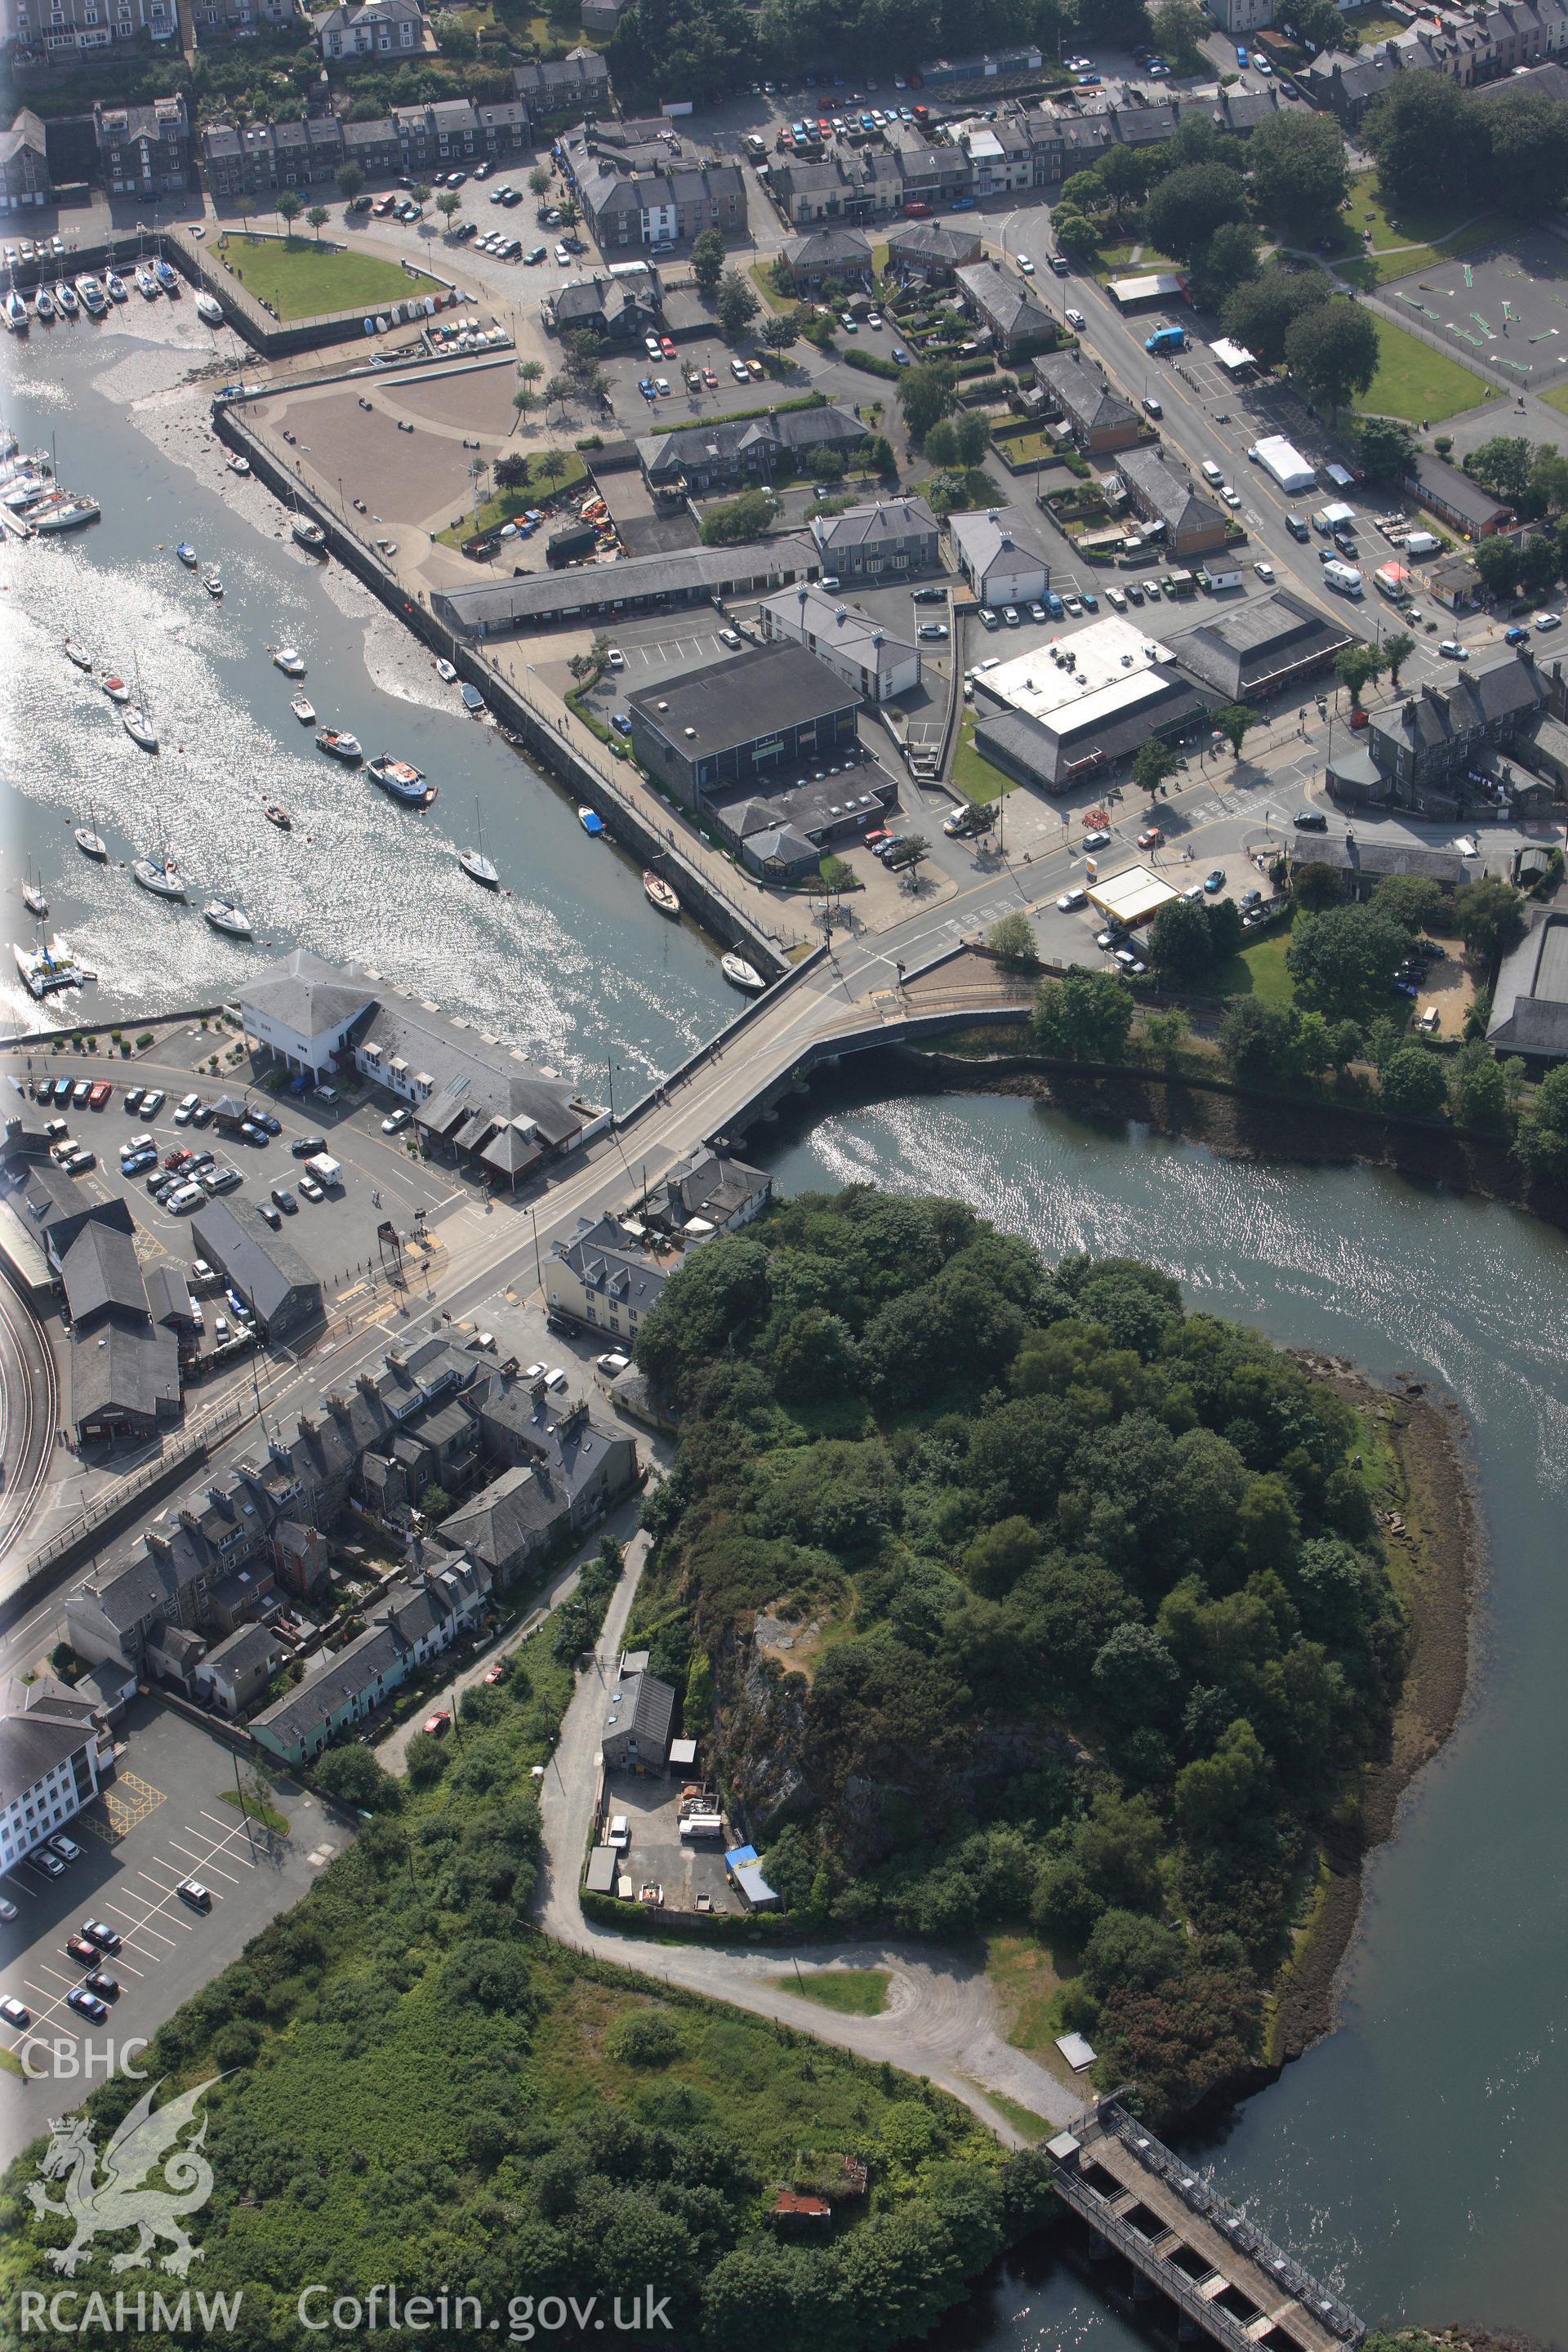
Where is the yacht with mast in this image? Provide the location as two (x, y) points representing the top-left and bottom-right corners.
(74, 804), (108, 860)
(122, 651), (158, 752)
(22, 863), (48, 919)
(203, 895), (253, 938)
(458, 802), (498, 887)
(132, 816), (185, 898)
(4, 287), (28, 335)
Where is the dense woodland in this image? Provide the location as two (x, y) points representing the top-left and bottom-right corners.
(631, 1193), (1406, 2123)
(3, 1545), (1054, 2350)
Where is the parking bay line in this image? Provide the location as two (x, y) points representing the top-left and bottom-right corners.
(167, 1841), (239, 1886)
(104, 1900), (177, 1945)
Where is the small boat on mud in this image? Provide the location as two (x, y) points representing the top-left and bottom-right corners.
(578, 807), (605, 838)
(435, 659), (457, 684)
(195, 292), (224, 326)
(228, 454), (251, 476)
(721, 954), (766, 994)
(643, 871), (679, 918)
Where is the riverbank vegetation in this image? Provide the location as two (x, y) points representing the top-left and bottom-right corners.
(2, 1543), (1052, 2347)
(630, 1196), (1407, 2127)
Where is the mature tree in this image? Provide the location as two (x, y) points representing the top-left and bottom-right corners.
(1214, 702), (1258, 759)
(988, 911), (1036, 964)
(1466, 434), (1534, 503)
(1356, 415), (1417, 483)
(1529, 445), (1568, 518)
(314, 1744), (401, 1811)
(411, 183), (432, 212)
(335, 162), (364, 203)
(1143, 1006), (1190, 1063)
(1364, 72), (1485, 208)
(1454, 875), (1528, 963)
(1174, 1717), (1268, 1838)
(1188, 220), (1259, 313)
(1286, 902), (1409, 1018)
(1516, 533), (1561, 603)
(1383, 630), (1416, 689)
(759, 308), (800, 350)
(1247, 109), (1350, 229)
(277, 190), (305, 235)
(1370, 872), (1444, 933)
(898, 359), (959, 443)
(1147, 893), (1214, 985)
(1379, 1044), (1449, 1119)
(1221, 269), (1330, 369)
(1143, 163), (1250, 267)
(493, 451), (529, 489)
(1150, 0), (1205, 68)
(528, 164), (552, 195)
(536, 446), (569, 485)
(1292, 858), (1343, 911)
(1099, 143), (1153, 212)
(306, 203), (329, 241)
(1517, 1059), (1568, 1176)
(1083, 1907), (1186, 1997)
(1050, 204), (1100, 256)
(1220, 999), (1308, 1082)
(1483, 91), (1568, 216)
(1472, 533), (1522, 598)
(1134, 738), (1180, 798)
(543, 372), (573, 417)
(716, 270), (759, 338)
(1092, 1623), (1181, 1727)
(1334, 641), (1387, 707)
(690, 227), (726, 292)
(1293, 0), (1350, 43)
(1059, 168), (1111, 217)
(1031, 969), (1135, 1062)
(1285, 300), (1379, 416)
(1449, 1040), (1512, 1131)
(436, 191), (461, 226)
(699, 485), (778, 544)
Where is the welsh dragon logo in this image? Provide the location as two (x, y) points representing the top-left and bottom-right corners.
(25, 2078), (220, 2277)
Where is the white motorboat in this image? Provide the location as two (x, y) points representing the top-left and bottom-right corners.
(290, 693), (315, 724)
(101, 673), (130, 703)
(64, 638), (91, 671)
(136, 265), (159, 299)
(195, 292), (224, 326)
(435, 658), (457, 683)
(74, 275), (107, 317)
(122, 706), (158, 751)
(203, 898), (252, 938)
(721, 954), (766, 993)
(205, 573), (224, 598)
(273, 646), (305, 676)
(292, 514), (327, 555)
(228, 454), (251, 475)
(54, 280), (79, 317)
(105, 270), (128, 304)
(3, 288), (28, 334)
(33, 289), (54, 323)
(176, 541), (198, 568)
(644, 871), (679, 918)
(132, 854), (185, 900)
(154, 258), (180, 295)
(316, 726), (361, 761)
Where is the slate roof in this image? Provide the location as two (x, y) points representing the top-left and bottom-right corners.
(779, 228), (871, 274)
(437, 1465), (559, 1568)
(637, 403), (867, 484)
(628, 637), (855, 749)
(812, 495), (938, 555)
(1033, 350), (1135, 439)
(955, 260), (1058, 345)
(1166, 588), (1352, 697)
(432, 536), (820, 633)
(947, 503), (1056, 580)
(550, 1215), (673, 1320)
(238, 948), (374, 1045)
(603, 1668), (675, 1755)
(202, 1622), (280, 1685)
(0, 1672), (102, 1811)
(191, 1203), (321, 1330)
(886, 221), (982, 267)
(1118, 445), (1226, 537)
(1292, 837), (1469, 885)
(60, 1219), (147, 1329)
(1405, 452), (1512, 531)
(1489, 910), (1568, 1056)
(72, 1322), (180, 1429)
(644, 1147), (769, 1233)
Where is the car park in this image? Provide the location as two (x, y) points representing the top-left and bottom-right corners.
(382, 1105), (412, 1132)
(978, 607), (1000, 628)
(292, 1134), (327, 1156)
(67, 1987), (109, 2024)
(166, 1183), (205, 1214)
(298, 1174), (324, 1201)
(72, 1079), (91, 1107)
(203, 1166), (243, 1195)
(141, 1089), (165, 1116)
(82, 1918), (120, 1950)
(259, 1203), (282, 1229)
(1115, 947), (1148, 973)
(65, 1934), (99, 1966)
(918, 621), (948, 638)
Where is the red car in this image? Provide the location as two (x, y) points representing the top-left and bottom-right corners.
(163, 1147), (190, 1169)
(483, 1663), (506, 1686)
(1138, 826), (1165, 849)
(421, 1710), (452, 1737)
(659, 336), (676, 358)
(87, 1081), (112, 1110)
(65, 1935), (100, 1967)
(702, 367), (718, 387)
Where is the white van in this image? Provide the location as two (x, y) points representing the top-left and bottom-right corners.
(1200, 459), (1224, 485)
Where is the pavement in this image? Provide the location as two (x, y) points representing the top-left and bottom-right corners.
(531, 1533), (1085, 2145)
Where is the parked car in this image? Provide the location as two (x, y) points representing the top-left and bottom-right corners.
(1057, 886), (1087, 911)
(50, 1834), (81, 1863)
(32, 1850), (65, 1878)
(67, 1987), (109, 2024)
(65, 1935), (100, 1966)
(292, 1134), (327, 1157)
(272, 1186), (297, 1212)
(176, 1879), (212, 1909)
(1293, 809), (1328, 831)
(81, 1918), (121, 1951)
(1204, 868), (1226, 893)
(607, 1815), (631, 1851)
(421, 1711), (452, 1738)
(382, 1106), (412, 1133)
(0, 1996), (30, 2028)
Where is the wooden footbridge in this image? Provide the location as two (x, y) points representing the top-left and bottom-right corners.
(1045, 2100), (1365, 2351)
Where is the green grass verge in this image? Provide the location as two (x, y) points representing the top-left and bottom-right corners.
(1355, 314), (1494, 424)
(434, 452), (588, 547)
(1323, 172), (1498, 287)
(982, 1933), (1064, 2060)
(770, 1967), (891, 2016)
(952, 710), (1018, 805)
(215, 234), (439, 322)
(219, 1784), (290, 1837)
(1094, 239), (1182, 283)
(1538, 381), (1568, 421)
(973, 2086), (1054, 2144)
(749, 259), (790, 312)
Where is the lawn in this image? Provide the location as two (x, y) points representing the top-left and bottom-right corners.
(982, 1933), (1064, 2060)
(216, 233), (440, 322)
(952, 710), (1019, 804)
(771, 1967), (891, 2016)
(973, 2086), (1054, 2144)
(1539, 381), (1568, 421)
(434, 451), (588, 546)
(1095, 238), (1182, 283)
(1325, 172), (1498, 287)
(1209, 920), (1297, 1004)
(1355, 314), (1494, 424)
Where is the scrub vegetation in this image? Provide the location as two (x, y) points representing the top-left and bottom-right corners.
(630, 1193), (1406, 2126)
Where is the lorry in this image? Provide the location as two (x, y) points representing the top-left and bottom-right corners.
(679, 1813), (726, 1841)
(305, 1152), (344, 1187)
(1144, 325), (1186, 355)
(1321, 559), (1364, 599)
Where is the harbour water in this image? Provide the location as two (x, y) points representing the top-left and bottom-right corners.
(764, 1094), (1568, 2344)
(0, 327), (736, 1091)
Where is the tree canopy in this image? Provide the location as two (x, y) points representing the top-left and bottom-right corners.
(1285, 300), (1380, 415)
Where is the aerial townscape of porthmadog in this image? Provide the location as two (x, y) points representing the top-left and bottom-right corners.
(6, 0), (1568, 2339)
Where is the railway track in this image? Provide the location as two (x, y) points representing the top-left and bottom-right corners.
(0, 1276), (57, 1570)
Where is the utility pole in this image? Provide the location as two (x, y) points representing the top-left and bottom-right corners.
(232, 1751), (257, 1860)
